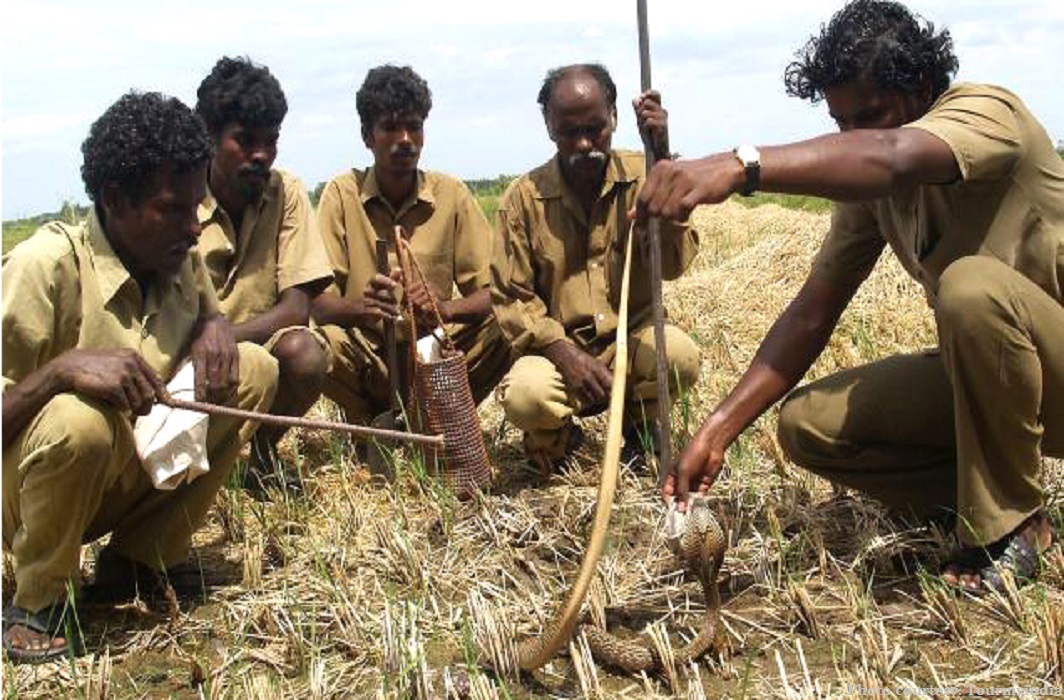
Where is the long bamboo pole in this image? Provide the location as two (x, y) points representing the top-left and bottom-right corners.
(637, 0), (674, 487)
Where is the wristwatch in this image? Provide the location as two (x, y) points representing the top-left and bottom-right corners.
(733, 145), (761, 197)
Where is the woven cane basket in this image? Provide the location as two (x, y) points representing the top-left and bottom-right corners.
(398, 233), (493, 498)
(412, 348), (492, 498)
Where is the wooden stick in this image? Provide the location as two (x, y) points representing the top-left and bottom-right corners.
(378, 235), (401, 411)
(160, 396), (444, 449)
(637, 0), (674, 486)
(517, 223), (635, 670)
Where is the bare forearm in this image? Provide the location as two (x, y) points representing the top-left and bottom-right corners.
(440, 289), (491, 325)
(708, 281), (849, 445)
(311, 293), (363, 328)
(2, 363), (68, 448)
(232, 290), (311, 344)
(761, 129), (959, 201)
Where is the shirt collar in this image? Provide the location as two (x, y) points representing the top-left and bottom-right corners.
(198, 171), (279, 228)
(89, 209), (185, 306)
(86, 210), (135, 305)
(362, 167), (433, 212)
(534, 150), (637, 200)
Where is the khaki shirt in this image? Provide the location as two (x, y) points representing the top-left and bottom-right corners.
(197, 169), (332, 325)
(492, 150), (699, 355)
(316, 167), (492, 343)
(2, 212), (219, 392)
(812, 83), (1064, 305)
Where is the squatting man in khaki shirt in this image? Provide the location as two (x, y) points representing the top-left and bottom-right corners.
(641, 0), (1063, 595)
(194, 57), (333, 494)
(1, 93), (278, 662)
(314, 65), (510, 427)
(492, 63), (701, 472)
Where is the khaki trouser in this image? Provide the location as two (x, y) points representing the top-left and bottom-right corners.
(2, 342), (278, 612)
(778, 257), (1064, 546)
(498, 324), (701, 457)
(321, 315), (512, 424)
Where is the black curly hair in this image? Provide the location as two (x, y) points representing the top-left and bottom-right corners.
(537, 63), (617, 116)
(784, 0), (958, 103)
(195, 56), (288, 135)
(81, 91), (213, 204)
(356, 65), (432, 136)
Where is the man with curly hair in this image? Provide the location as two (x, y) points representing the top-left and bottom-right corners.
(194, 56), (333, 495)
(640, 0), (1063, 594)
(314, 65), (510, 426)
(1, 92), (278, 661)
(491, 64), (701, 473)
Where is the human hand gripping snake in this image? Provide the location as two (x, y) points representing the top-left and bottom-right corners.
(514, 225), (727, 675)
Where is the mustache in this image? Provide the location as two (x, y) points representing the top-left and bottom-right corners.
(240, 163), (270, 179)
(391, 144), (419, 157)
(567, 150), (608, 168)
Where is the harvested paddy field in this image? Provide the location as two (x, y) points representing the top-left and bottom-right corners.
(4, 200), (1062, 699)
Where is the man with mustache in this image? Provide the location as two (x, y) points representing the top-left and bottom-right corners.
(2, 92), (278, 661)
(314, 65), (510, 426)
(194, 57), (333, 495)
(491, 63), (701, 472)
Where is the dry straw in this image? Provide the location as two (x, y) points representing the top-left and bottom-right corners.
(3, 200), (1061, 698)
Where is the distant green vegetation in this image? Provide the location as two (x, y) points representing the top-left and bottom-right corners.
(734, 192), (833, 214)
(464, 175), (515, 196)
(3, 202), (89, 254)
(466, 175), (516, 225)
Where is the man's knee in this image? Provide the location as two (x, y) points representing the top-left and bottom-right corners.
(271, 329), (329, 388)
(936, 256), (1009, 331)
(237, 342), (280, 410)
(498, 356), (567, 429)
(36, 393), (116, 461)
(664, 327), (701, 392)
(776, 386), (820, 467)
(630, 325), (701, 390)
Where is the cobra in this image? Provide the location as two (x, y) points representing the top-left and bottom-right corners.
(513, 225), (727, 675)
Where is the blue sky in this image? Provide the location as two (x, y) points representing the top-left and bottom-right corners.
(2, 0), (1061, 218)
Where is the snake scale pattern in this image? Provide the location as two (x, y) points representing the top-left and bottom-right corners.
(583, 496), (726, 673)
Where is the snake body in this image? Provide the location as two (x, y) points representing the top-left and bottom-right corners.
(513, 228), (726, 675)
(583, 498), (726, 672)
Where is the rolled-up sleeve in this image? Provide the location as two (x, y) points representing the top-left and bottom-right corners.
(907, 88), (1021, 183)
(277, 173), (333, 293)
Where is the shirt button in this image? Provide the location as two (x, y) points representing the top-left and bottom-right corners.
(596, 313), (605, 321)
(589, 262), (598, 269)
(141, 327), (150, 338)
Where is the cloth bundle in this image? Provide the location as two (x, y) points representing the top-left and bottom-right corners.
(133, 363), (210, 490)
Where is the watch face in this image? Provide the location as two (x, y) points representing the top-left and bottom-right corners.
(736, 145), (760, 165)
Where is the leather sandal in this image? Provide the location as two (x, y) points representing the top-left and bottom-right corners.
(978, 530), (1046, 595)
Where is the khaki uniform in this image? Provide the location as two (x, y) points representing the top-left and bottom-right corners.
(2, 215), (278, 612)
(777, 83), (1064, 545)
(197, 169), (333, 355)
(492, 151), (702, 455)
(316, 168), (510, 421)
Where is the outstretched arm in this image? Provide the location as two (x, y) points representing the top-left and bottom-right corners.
(637, 128), (959, 222)
(665, 272), (861, 506)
